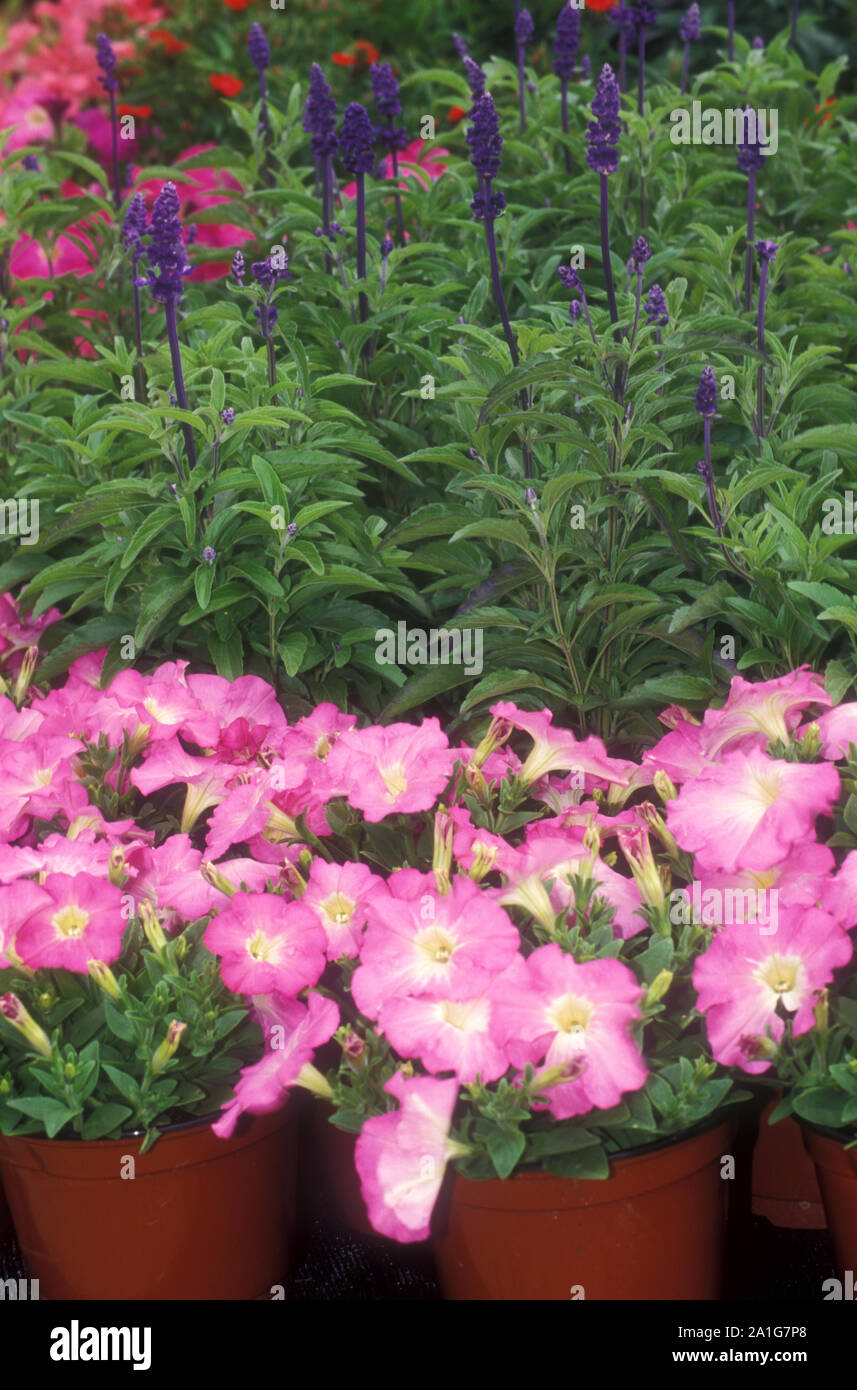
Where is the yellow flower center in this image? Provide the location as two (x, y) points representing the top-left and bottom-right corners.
(52, 906), (90, 938)
(757, 953), (801, 995)
(417, 926), (456, 965)
(550, 994), (594, 1035)
(380, 763), (408, 799)
(247, 929), (273, 961)
(750, 765), (781, 806)
(323, 893), (355, 926)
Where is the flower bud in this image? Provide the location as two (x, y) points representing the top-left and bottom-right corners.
(151, 1019), (186, 1073)
(87, 960), (122, 1000)
(13, 645), (39, 705)
(296, 1063), (334, 1099)
(341, 1030), (367, 1071)
(468, 840), (497, 882)
(801, 723), (821, 759)
(470, 716), (513, 770)
(464, 763), (490, 804)
(200, 861), (238, 898)
(433, 808), (454, 895)
(814, 988), (829, 1035)
(618, 826), (665, 910)
(644, 969), (674, 1007)
(0, 993), (52, 1057)
(653, 770), (678, 804)
(108, 846), (126, 887)
(139, 900), (168, 956)
(64, 1061), (77, 1081)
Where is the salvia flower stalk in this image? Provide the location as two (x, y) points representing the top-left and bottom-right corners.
(514, 8), (534, 133)
(95, 33), (121, 210)
(634, 3), (658, 117)
(453, 33), (469, 59)
(755, 240), (779, 439)
(558, 264), (598, 350)
(736, 109), (767, 311)
(628, 234), (651, 347)
(553, 2), (581, 173)
(695, 365), (718, 525)
(463, 56), (487, 103)
(370, 63), (408, 246)
(609, 3), (636, 94)
(251, 255), (293, 389)
(339, 102), (376, 322)
(303, 64), (338, 243)
(679, 4), (701, 95)
(121, 191), (148, 400)
(728, 0), (735, 59)
(585, 64), (621, 328)
(135, 183), (196, 475)
(790, 0), (799, 48)
(248, 22), (271, 167)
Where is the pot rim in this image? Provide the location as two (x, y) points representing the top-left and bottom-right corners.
(797, 1117), (857, 1147)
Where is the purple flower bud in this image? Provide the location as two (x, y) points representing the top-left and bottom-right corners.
(755, 239), (779, 265)
(569, 300), (582, 322)
(303, 63), (338, 158)
(553, 2), (580, 80)
(515, 9), (534, 46)
(140, 182), (191, 304)
(248, 22), (270, 73)
(380, 234), (395, 257)
(467, 92), (503, 181)
(608, 8), (638, 40)
(586, 64), (621, 176)
(232, 249), (245, 284)
(751, 36), (765, 49)
(695, 365), (718, 418)
(252, 256), (291, 289)
(453, 34), (469, 60)
(736, 107), (767, 173)
(330, 220), (345, 237)
(696, 457), (712, 484)
(580, 55), (591, 80)
(286, 522), (298, 537)
(630, 235), (651, 269)
(220, 407), (235, 425)
(95, 33), (119, 94)
(634, 3), (659, 28)
(644, 283), (668, 326)
(463, 57), (486, 101)
(122, 191), (148, 266)
(525, 487), (538, 506)
(202, 546), (217, 564)
(844, 262), (853, 277)
(558, 264), (583, 291)
(339, 102), (375, 174)
(679, 3), (701, 42)
(370, 62), (402, 122)
(22, 154), (40, 171)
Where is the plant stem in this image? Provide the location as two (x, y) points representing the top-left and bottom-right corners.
(599, 174), (619, 331)
(790, 0), (799, 47)
(482, 186), (531, 476)
(728, 0), (735, 60)
(132, 281), (145, 401)
(108, 90), (121, 211)
(560, 78), (571, 174)
(637, 26), (646, 117)
(517, 42), (527, 133)
(356, 171), (368, 324)
(681, 40), (690, 95)
(163, 298), (194, 476)
(756, 258), (768, 438)
(391, 149), (405, 246)
(618, 0), (628, 92)
(743, 169), (756, 312)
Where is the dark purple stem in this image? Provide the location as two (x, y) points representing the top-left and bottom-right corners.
(757, 259), (769, 437)
(108, 90), (121, 210)
(356, 172), (368, 323)
(560, 78), (571, 174)
(790, 0), (799, 46)
(391, 149), (405, 246)
(599, 174), (619, 330)
(703, 418), (723, 534)
(163, 299), (194, 476)
(681, 40), (690, 95)
(744, 169), (756, 311)
(618, 0), (628, 92)
(638, 27), (646, 116)
(481, 177), (531, 474)
(728, 1), (735, 60)
(132, 281), (145, 401)
(517, 42), (527, 133)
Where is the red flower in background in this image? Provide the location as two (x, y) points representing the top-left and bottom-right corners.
(223, 0), (257, 8)
(586, 0), (617, 9)
(148, 28), (189, 55)
(447, 105), (466, 124)
(209, 73), (245, 97)
(332, 40), (380, 67)
(118, 103), (153, 119)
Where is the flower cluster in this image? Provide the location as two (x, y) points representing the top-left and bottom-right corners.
(586, 63), (621, 175)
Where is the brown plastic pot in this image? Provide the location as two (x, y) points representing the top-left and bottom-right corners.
(0, 1106), (296, 1300)
(802, 1125), (857, 1269)
(0, 1175), (12, 1243)
(752, 1097), (826, 1229)
(432, 1118), (734, 1301)
(309, 1104), (376, 1238)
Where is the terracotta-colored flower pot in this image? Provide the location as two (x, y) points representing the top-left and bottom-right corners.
(0, 1175), (12, 1243)
(0, 1107), (296, 1300)
(433, 1119), (734, 1301)
(802, 1125), (857, 1268)
(752, 1098), (826, 1229)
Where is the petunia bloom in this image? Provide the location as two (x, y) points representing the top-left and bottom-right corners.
(14, 873), (125, 972)
(204, 892), (326, 996)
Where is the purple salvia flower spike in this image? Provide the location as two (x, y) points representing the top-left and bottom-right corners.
(304, 63), (338, 246)
(514, 8), (534, 132)
(248, 22), (271, 153)
(370, 63), (408, 244)
(586, 64), (621, 327)
(679, 3), (700, 94)
(453, 33), (469, 59)
(695, 366), (718, 531)
(755, 241), (778, 437)
(339, 102), (375, 321)
(463, 57), (487, 102)
(737, 107), (766, 311)
(139, 183), (196, 475)
(95, 32), (121, 209)
(633, 3), (658, 117)
(554, 3), (580, 172)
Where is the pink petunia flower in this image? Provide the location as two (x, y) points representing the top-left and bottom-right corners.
(186, 671), (289, 755)
(204, 892), (326, 996)
(133, 144), (254, 280)
(490, 945), (647, 1119)
(351, 870), (520, 1018)
(301, 859), (388, 960)
(14, 872), (126, 971)
(108, 661), (220, 746)
(341, 137), (449, 199)
(130, 741), (236, 832)
(0, 879), (51, 967)
(489, 701), (632, 789)
(698, 668), (830, 759)
(497, 833), (645, 938)
(693, 906), (852, 1073)
(812, 703), (857, 761)
(354, 1071), (464, 1242)
(212, 992), (339, 1139)
(666, 750), (840, 874)
(377, 978), (513, 1083)
(324, 719), (459, 822)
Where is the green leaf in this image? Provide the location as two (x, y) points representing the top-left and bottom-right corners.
(81, 1103), (133, 1141)
(104, 1002), (136, 1042)
(279, 632), (308, 678)
(485, 1127), (526, 1179)
(8, 1098), (78, 1138)
(120, 509), (178, 571)
(543, 1145), (610, 1179)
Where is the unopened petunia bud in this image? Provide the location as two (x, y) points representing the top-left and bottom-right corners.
(814, 988), (829, 1035)
(108, 846), (126, 887)
(139, 900), (168, 956)
(800, 723), (821, 759)
(470, 716), (514, 770)
(0, 994), (52, 1057)
(341, 1030), (367, 1071)
(151, 1020), (186, 1073)
(13, 646), (38, 705)
(296, 1063), (334, 1098)
(88, 960), (122, 1001)
(644, 970), (673, 1007)
(433, 808), (454, 895)
(653, 770), (678, 804)
(200, 862), (238, 898)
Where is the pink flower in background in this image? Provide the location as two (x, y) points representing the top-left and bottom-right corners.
(341, 137), (449, 199)
(133, 144), (254, 279)
(325, 719), (458, 822)
(0, 592), (62, 673)
(693, 906), (852, 1072)
(499, 832), (645, 938)
(131, 742), (235, 833)
(212, 992), (339, 1139)
(109, 661), (220, 746)
(666, 750), (840, 874)
(812, 703), (857, 761)
(352, 870), (520, 1018)
(302, 859), (388, 959)
(14, 872), (125, 971)
(821, 851), (857, 930)
(9, 179), (109, 280)
(491, 946), (647, 1119)
(204, 891), (326, 996)
(0, 879), (51, 967)
(690, 841), (836, 932)
(698, 668), (831, 759)
(377, 982), (511, 1082)
(355, 1071), (462, 1242)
